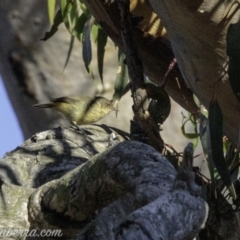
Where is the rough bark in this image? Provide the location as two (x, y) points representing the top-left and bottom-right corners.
(0, 126), (208, 239)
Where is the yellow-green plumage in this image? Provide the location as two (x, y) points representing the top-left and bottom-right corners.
(33, 96), (115, 125)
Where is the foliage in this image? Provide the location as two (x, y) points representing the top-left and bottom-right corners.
(42, 0), (108, 81)
(181, 112), (199, 147)
(44, 1), (240, 237)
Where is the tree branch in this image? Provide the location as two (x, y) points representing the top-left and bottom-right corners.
(0, 126), (208, 239)
(117, 0), (164, 152)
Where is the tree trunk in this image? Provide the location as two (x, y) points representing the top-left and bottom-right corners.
(0, 126), (209, 239)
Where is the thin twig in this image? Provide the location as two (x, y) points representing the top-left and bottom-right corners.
(162, 58), (177, 87)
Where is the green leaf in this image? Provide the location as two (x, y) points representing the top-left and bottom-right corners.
(61, 0), (69, 28)
(63, 35), (75, 70)
(96, 27), (108, 83)
(73, 12), (88, 41)
(181, 120), (199, 139)
(91, 24), (98, 43)
(200, 113), (216, 197)
(79, 2), (90, 16)
(60, 0), (79, 34)
(48, 0), (56, 24)
(227, 23), (240, 104)
(82, 16), (93, 73)
(181, 113), (199, 145)
(112, 52), (129, 101)
(208, 100), (236, 199)
(41, 9), (63, 41)
(90, 24), (108, 82)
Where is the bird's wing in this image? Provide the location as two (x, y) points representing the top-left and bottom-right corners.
(51, 96), (89, 104)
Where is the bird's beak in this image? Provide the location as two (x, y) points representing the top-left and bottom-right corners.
(114, 108), (119, 118)
(111, 99), (119, 117)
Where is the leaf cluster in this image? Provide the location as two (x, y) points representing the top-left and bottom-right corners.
(43, 0), (108, 82)
(44, 0), (240, 222)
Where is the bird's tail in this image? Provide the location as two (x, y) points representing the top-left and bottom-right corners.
(33, 103), (54, 108)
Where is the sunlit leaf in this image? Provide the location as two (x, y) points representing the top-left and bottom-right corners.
(79, 2), (90, 16)
(208, 100), (236, 199)
(48, 0), (56, 24)
(91, 24), (98, 43)
(41, 9), (63, 41)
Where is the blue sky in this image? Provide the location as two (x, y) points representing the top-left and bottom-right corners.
(0, 78), (23, 158)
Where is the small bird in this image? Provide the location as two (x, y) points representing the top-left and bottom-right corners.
(33, 96), (116, 127)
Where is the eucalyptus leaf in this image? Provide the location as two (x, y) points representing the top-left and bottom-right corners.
(41, 9), (63, 41)
(73, 12), (88, 41)
(79, 2), (90, 16)
(61, 0), (79, 34)
(60, 0), (69, 29)
(181, 119), (199, 139)
(91, 24), (98, 43)
(208, 100), (236, 199)
(63, 35), (75, 70)
(201, 113), (216, 197)
(48, 0), (56, 24)
(113, 52), (129, 101)
(96, 27), (108, 83)
(181, 113), (199, 146)
(82, 16), (93, 73)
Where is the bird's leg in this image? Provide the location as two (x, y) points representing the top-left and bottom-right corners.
(71, 122), (84, 133)
(70, 122), (93, 141)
